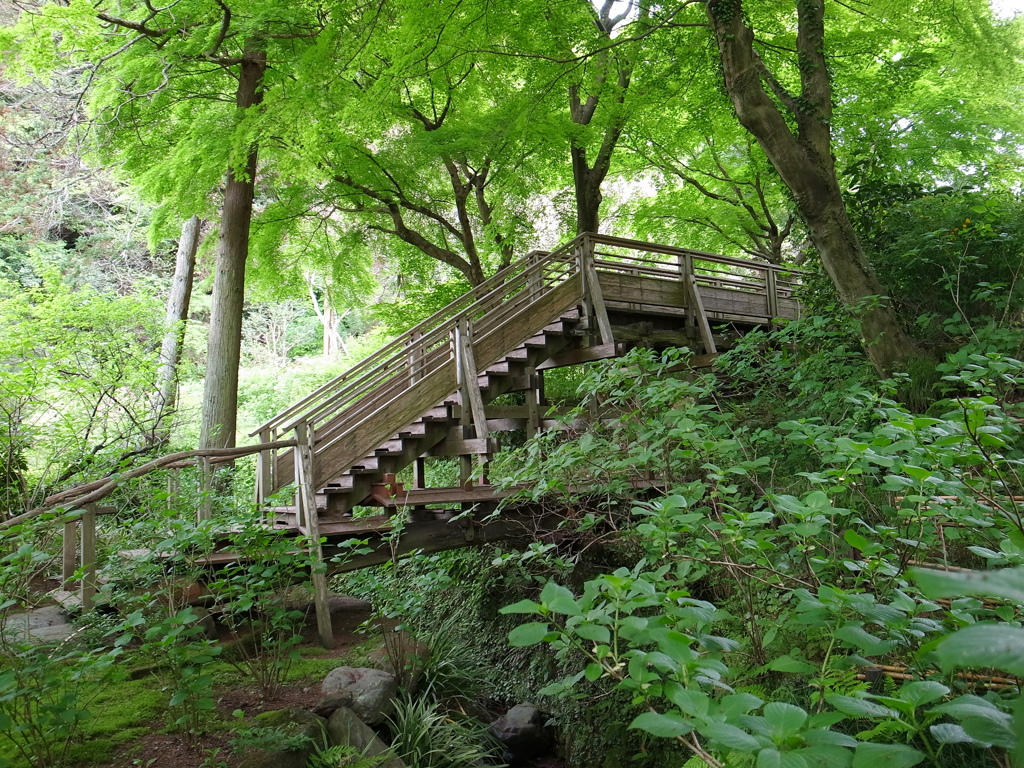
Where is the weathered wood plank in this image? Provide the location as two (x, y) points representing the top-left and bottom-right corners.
(457, 319), (489, 440)
(473, 276), (583, 371)
(598, 272), (685, 308)
(537, 343), (623, 370)
(309, 363), (458, 490)
(428, 437), (499, 457)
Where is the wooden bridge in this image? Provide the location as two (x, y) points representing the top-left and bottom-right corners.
(241, 233), (800, 645)
(26, 234), (799, 645)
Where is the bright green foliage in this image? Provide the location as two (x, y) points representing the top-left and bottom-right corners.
(495, 338), (1024, 767)
(206, 524), (317, 696)
(855, 190), (1024, 352)
(0, 272), (164, 511)
(386, 693), (504, 768)
(0, 521), (124, 768)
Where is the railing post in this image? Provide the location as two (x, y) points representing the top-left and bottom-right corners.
(408, 330), (423, 386)
(527, 250), (543, 302)
(198, 456), (214, 522)
(294, 421), (334, 649)
(255, 428), (273, 510)
(766, 267), (779, 321)
(167, 467), (180, 513)
(678, 252), (696, 340)
(81, 503), (97, 611)
(62, 517), (77, 589)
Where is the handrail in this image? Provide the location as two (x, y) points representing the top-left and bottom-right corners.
(249, 235), (586, 436)
(0, 440), (298, 530)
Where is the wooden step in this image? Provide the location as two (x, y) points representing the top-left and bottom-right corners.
(373, 439), (405, 456)
(323, 476), (355, 490)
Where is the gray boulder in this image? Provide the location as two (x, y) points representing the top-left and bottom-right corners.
(326, 706), (407, 767)
(490, 704), (555, 765)
(317, 666), (398, 725)
(236, 707), (327, 768)
(2, 605), (78, 645)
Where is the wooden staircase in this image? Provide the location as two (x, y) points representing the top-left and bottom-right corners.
(244, 233), (800, 645)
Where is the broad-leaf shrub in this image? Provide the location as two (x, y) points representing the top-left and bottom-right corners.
(0, 519), (123, 768)
(496, 344), (1023, 766)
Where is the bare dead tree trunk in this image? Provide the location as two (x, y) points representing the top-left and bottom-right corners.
(152, 215), (201, 439)
(707, 0), (919, 374)
(200, 50), (266, 449)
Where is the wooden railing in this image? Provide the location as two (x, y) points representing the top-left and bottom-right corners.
(250, 233), (801, 509)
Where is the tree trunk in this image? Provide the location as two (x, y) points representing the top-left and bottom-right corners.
(571, 151), (603, 236)
(152, 215), (201, 439)
(706, 0), (919, 374)
(200, 50), (267, 449)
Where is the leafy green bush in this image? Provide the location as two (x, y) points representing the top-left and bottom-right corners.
(0, 521), (123, 768)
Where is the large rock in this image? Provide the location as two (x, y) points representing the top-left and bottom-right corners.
(237, 708), (327, 768)
(490, 704), (555, 765)
(326, 706), (407, 768)
(2, 605), (78, 645)
(317, 666), (398, 725)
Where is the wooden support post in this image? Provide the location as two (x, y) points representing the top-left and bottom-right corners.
(294, 422), (334, 649)
(256, 428), (273, 509)
(167, 468), (180, 513)
(580, 240), (613, 346)
(525, 368), (540, 439)
(527, 251), (543, 301)
(81, 504), (97, 611)
(198, 457), (214, 522)
(678, 252), (697, 341)
(62, 518), (76, 589)
(765, 268), (779, 320)
(455, 319), (490, 442)
(685, 275), (718, 355)
(412, 456), (428, 518)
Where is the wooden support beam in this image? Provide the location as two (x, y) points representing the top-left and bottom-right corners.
(456, 319), (490, 441)
(81, 504), (97, 611)
(256, 429), (273, 507)
(294, 423), (334, 649)
(609, 326), (691, 347)
(536, 343), (622, 371)
(685, 274), (718, 355)
(62, 520), (76, 589)
(580, 240), (614, 345)
(526, 370), (540, 439)
(766, 269), (779, 320)
(428, 437), (499, 457)
(198, 457), (214, 522)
